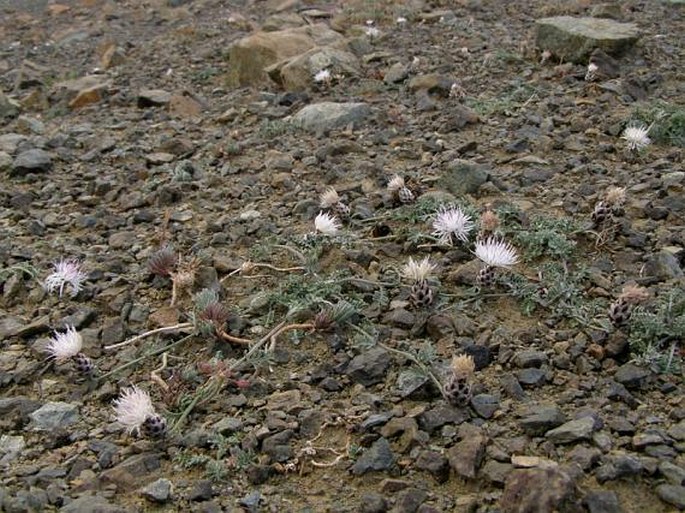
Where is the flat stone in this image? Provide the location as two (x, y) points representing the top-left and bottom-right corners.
(546, 416), (597, 444)
(289, 102), (371, 133)
(29, 402), (79, 431)
(60, 495), (127, 513)
(345, 346), (390, 386)
(470, 394), (499, 419)
(269, 46), (360, 91)
(439, 160), (489, 196)
(137, 89), (172, 107)
(519, 404), (566, 436)
(11, 149), (53, 176)
(656, 484), (685, 509)
(0, 434), (25, 465)
(536, 16), (640, 63)
(614, 363), (651, 389)
(583, 490), (624, 513)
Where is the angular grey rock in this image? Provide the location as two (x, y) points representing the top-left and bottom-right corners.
(535, 16), (640, 63)
(99, 453), (162, 490)
(140, 478), (173, 503)
(60, 495), (128, 513)
(513, 350), (548, 368)
(516, 367), (546, 387)
(0, 434), (25, 465)
(482, 460), (513, 486)
(345, 346), (390, 386)
(30, 402), (79, 431)
(583, 490), (624, 513)
(546, 417), (597, 444)
(0, 90), (20, 119)
(643, 250), (684, 281)
(470, 394), (499, 419)
(11, 149), (53, 176)
(289, 102), (371, 133)
(659, 461), (685, 486)
(415, 450), (450, 483)
(614, 363), (650, 389)
(351, 437), (395, 475)
(656, 484), (685, 509)
(519, 404), (566, 436)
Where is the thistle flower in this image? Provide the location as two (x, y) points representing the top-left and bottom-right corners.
(618, 284), (650, 304)
(387, 175), (406, 192)
(604, 186), (626, 209)
(387, 175), (415, 204)
(320, 187), (341, 208)
(113, 386), (166, 437)
(148, 246), (177, 277)
(474, 237), (518, 268)
(621, 124), (650, 152)
(444, 354), (476, 407)
(314, 69), (331, 83)
(44, 259), (87, 297)
(479, 208), (500, 236)
(365, 26), (381, 38)
(45, 325), (82, 363)
(432, 206), (474, 245)
(401, 256), (436, 283)
(314, 211), (341, 235)
(608, 284), (650, 327)
(451, 354), (475, 380)
(584, 62), (598, 82)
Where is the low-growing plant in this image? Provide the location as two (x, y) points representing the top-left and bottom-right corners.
(629, 100), (685, 148)
(628, 289), (685, 372)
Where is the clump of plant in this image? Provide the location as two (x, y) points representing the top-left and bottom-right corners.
(507, 214), (578, 261)
(443, 354), (476, 407)
(629, 100), (685, 148)
(628, 289), (685, 372)
(608, 283), (650, 327)
(148, 245), (200, 306)
(401, 256), (437, 308)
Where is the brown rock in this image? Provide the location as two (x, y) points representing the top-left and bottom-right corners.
(226, 24), (344, 87)
(501, 467), (579, 513)
(101, 44), (126, 69)
(148, 306), (180, 328)
(169, 93), (203, 118)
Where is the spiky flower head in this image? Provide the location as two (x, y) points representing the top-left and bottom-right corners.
(480, 208), (500, 234)
(451, 354), (475, 379)
(320, 187), (341, 209)
(618, 284), (650, 304)
(45, 325), (82, 363)
(314, 211), (341, 235)
(432, 206), (474, 245)
(621, 124), (650, 152)
(112, 386), (159, 434)
(474, 237), (518, 268)
(387, 175), (406, 192)
(604, 186), (626, 208)
(401, 256), (436, 283)
(148, 246), (177, 277)
(44, 259), (87, 298)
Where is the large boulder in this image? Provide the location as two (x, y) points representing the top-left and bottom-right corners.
(268, 46), (360, 91)
(536, 16), (640, 63)
(225, 24), (345, 87)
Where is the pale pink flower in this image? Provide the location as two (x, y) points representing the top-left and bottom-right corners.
(112, 386), (158, 434)
(475, 237), (518, 268)
(432, 206), (474, 244)
(44, 259), (87, 297)
(45, 325), (82, 363)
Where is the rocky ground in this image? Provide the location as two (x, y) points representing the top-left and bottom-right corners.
(1, 0), (685, 512)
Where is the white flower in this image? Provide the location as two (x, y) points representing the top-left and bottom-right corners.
(314, 69), (331, 83)
(584, 62), (598, 81)
(365, 26), (381, 38)
(45, 325), (82, 363)
(320, 187), (341, 209)
(314, 211), (341, 235)
(387, 174), (406, 192)
(474, 237), (518, 268)
(44, 259), (87, 297)
(396, 16), (407, 24)
(113, 386), (157, 434)
(432, 206), (474, 244)
(401, 256), (436, 283)
(621, 124), (650, 152)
